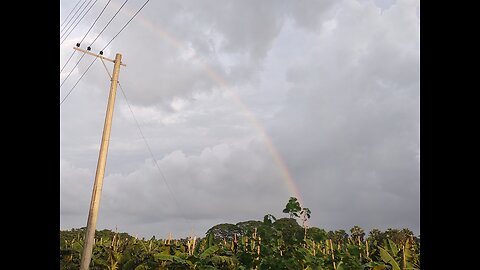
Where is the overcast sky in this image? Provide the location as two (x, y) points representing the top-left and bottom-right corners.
(60, 0), (420, 239)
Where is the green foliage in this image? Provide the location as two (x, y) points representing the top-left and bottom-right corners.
(199, 245), (219, 260)
(207, 231), (215, 248)
(236, 220), (264, 236)
(272, 218), (304, 246)
(300, 208), (311, 220)
(60, 199), (420, 270)
(328, 229), (349, 244)
(379, 245), (401, 270)
(263, 214), (276, 225)
(282, 197), (302, 218)
(350, 225), (366, 242)
(205, 223), (242, 243)
(307, 227), (328, 242)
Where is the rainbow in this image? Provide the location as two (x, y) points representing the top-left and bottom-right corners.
(108, 4), (305, 207)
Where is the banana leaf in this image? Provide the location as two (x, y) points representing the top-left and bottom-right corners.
(388, 239), (399, 256)
(379, 246), (400, 270)
(199, 245), (220, 260)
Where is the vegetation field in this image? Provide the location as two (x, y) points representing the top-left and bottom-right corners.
(60, 198), (419, 269)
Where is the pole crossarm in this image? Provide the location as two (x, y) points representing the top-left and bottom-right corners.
(73, 47), (126, 67)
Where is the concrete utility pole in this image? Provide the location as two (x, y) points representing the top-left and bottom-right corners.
(74, 47), (126, 270)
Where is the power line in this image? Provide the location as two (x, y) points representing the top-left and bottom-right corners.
(60, 0), (113, 73)
(60, 57), (98, 106)
(101, 0), (151, 52)
(60, 0), (94, 41)
(89, 0), (130, 49)
(99, 58), (192, 228)
(60, 0), (99, 45)
(79, 0), (113, 46)
(60, 0), (83, 29)
(60, 0), (88, 35)
(60, 0), (145, 99)
(100, 58), (177, 207)
(60, 50), (77, 73)
(120, 81), (178, 204)
(60, 0), (129, 87)
(60, 52), (87, 88)
(60, 0), (92, 38)
(60, 0), (87, 33)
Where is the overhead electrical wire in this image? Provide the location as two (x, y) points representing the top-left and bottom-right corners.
(61, 0), (150, 107)
(60, 0), (99, 45)
(60, 0), (83, 29)
(88, 0), (130, 49)
(79, 0), (113, 46)
(60, 0), (87, 34)
(61, 0), (129, 87)
(60, 0), (94, 41)
(101, 0), (151, 52)
(99, 58), (192, 229)
(60, 57), (98, 106)
(60, 53), (87, 88)
(60, 52), (76, 73)
(61, 0), (195, 233)
(119, 80), (178, 206)
(60, 0), (113, 73)
(60, 0), (88, 35)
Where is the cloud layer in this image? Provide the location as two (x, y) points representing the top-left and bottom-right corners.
(60, 0), (419, 238)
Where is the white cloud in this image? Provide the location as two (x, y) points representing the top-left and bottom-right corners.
(62, 139), (289, 238)
(60, 0), (420, 237)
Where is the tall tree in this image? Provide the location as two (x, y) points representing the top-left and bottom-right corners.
(282, 197), (312, 243)
(299, 207), (311, 242)
(282, 197), (302, 218)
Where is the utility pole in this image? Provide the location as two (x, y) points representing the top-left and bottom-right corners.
(74, 47), (126, 270)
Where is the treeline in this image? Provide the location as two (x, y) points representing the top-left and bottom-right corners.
(60, 198), (419, 269)
(60, 221), (419, 269)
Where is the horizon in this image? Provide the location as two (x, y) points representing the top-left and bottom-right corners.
(61, 0), (420, 241)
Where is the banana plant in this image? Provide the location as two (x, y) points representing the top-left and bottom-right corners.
(377, 238), (420, 270)
(378, 245), (401, 270)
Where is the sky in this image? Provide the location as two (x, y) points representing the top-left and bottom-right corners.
(60, 0), (420, 239)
